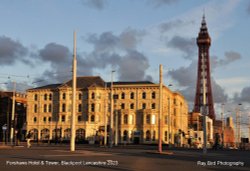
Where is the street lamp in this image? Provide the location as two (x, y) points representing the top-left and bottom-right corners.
(109, 70), (115, 148)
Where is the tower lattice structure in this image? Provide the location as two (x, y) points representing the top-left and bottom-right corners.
(193, 15), (215, 120)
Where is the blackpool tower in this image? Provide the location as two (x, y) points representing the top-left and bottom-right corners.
(193, 15), (215, 120)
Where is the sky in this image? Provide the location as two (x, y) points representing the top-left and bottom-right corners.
(0, 0), (250, 135)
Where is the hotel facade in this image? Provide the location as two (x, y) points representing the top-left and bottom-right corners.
(26, 76), (188, 145)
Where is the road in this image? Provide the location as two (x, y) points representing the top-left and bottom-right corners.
(0, 144), (249, 171)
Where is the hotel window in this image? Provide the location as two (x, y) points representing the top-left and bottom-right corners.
(90, 115), (95, 122)
(43, 117), (47, 123)
(44, 94), (47, 101)
(151, 114), (156, 125)
(48, 104), (52, 113)
(142, 92), (146, 99)
(124, 114), (128, 124)
(62, 103), (66, 112)
(164, 131), (168, 141)
(34, 94), (38, 101)
(151, 103), (156, 109)
(130, 103), (134, 109)
(49, 94), (52, 100)
(78, 93), (82, 100)
(121, 103), (125, 109)
(43, 104), (47, 113)
(61, 115), (65, 122)
(146, 114), (150, 124)
(152, 92), (156, 99)
(33, 117), (37, 123)
(78, 115), (82, 122)
(78, 104), (82, 112)
(146, 130), (151, 141)
(62, 93), (66, 100)
(34, 104), (37, 113)
(48, 117), (52, 122)
(142, 103), (146, 109)
(121, 92), (125, 99)
(91, 92), (95, 99)
(91, 103), (95, 112)
(130, 92), (134, 99)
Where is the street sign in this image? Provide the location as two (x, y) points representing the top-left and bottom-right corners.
(2, 124), (7, 131)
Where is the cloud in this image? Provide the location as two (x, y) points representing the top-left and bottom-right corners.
(34, 28), (150, 86)
(169, 60), (228, 104)
(247, 3), (250, 14)
(81, 0), (108, 10)
(167, 36), (196, 60)
(159, 19), (195, 33)
(0, 36), (28, 65)
(212, 51), (241, 68)
(118, 50), (152, 81)
(148, 0), (179, 7)
(234, 86), (250, 102)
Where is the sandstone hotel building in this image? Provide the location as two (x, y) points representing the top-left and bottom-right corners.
(26, 76), (188, 145)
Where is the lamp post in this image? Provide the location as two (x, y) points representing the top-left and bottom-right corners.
(158, 64), (163, 153)
(10, 82), (16, 146)
(109, 70), (115, 148)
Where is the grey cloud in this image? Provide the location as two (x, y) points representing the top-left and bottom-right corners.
(118, 50), (151, 81)
(0, 36), (28, 65)
(82, 0), (107, 10)
(167, 36), (196, 60)
(148, 0), (179, 7)
(39, 43), (71, 64)
(234, 86), (250, 102)
(169, 60), (228, 103)
(212, 51), (241, 68)
(160, 19), (194, 33)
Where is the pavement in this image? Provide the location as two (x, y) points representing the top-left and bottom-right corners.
(0, 143), (249, 171)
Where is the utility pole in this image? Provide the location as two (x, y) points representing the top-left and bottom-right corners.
(158, 64), (163, 153)
(70, 31), (77, 152)
(109, 70), (115, 148)
(104, 82), (107, 146)
(10, 81), (16, 146)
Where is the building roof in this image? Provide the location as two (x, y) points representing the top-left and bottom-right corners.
(106, 81), (155, 87)
(62, 76), (105, 88)
(28, 76), (105, 91)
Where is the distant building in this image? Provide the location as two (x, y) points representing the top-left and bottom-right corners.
(223, 116), (235, 147)
(26, 76), (189, 145)
(0, 91), (27, 143)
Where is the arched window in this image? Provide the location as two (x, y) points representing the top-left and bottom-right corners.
(48, 104), (52, 113)
(64, 128), (71, 140)
(49, 93), (52, 100)
(123, 130), (128, 141)
(43, 117), (47, 123)
(130, 92), (134, 99)
(91, 92), (95, 99)
(151, 103), (156, 109)
(78, 115), (82, 122)
(41, 128), (49, 140)
(78, 104), (82, 112)
(62, 93), (66, 100)
(146, 114), (150, 124)
(121, 92), (125, 99)
(34, 104), (37, 113)
(43, 104), (47, 113)
(142, 103), (146, 109)
(33, 117), (37, 123)
(34, 94), (38, 101)
(152, 130), (156, 141)
(152, 92), (156, 99)
(130, 103), (134, 109)
(44, 94), (47, 100)
(146, 130), (151, 141)
(123, 114), (128, 124)
(78, 93), (82, 100)
(91, 103), (95, 112)
(90, 115), (95, 122)
(76, 129), (85, 141)
(62, 103), (66, 112)
(142, 92), (146, 99)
